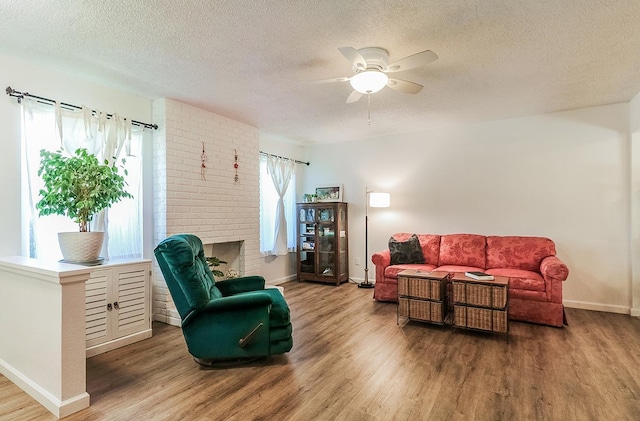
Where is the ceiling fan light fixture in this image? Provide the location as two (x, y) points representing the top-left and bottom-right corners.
(350, 70), (389, 94)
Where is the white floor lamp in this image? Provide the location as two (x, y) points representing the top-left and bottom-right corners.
(359, 187), (391, 289)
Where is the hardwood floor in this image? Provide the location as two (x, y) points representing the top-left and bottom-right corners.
(2, 280), (640, 420)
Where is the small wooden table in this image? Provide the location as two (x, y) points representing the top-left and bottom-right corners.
(397, 270), (449, 326)
(450, 273), (509, 336)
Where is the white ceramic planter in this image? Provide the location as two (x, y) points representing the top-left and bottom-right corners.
(57, 231), (104, 262)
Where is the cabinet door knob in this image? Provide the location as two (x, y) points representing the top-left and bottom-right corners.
(107, 303), (112, 311)
(113, 301), (120, 310)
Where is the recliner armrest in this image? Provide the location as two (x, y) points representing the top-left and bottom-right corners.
(216, 275), (266, 296)
(183, 291), (273, 326)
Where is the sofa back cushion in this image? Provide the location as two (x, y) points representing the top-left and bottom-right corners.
(438, 234), (486, 268)
(486, 236), (556, 271)
(417, 234), (441, 265)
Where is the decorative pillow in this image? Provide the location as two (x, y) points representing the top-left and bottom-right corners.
(389, 234), (425, 265)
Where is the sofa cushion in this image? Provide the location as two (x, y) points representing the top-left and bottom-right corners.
(384, 264), (437, 279)
(486, 236), (556, 271)
(485, 268), (545, 292)
(438, 234), (486, 268)
(389, 234), (425, 265)
(416, 234), (441, 265)
(435, 265), (485, 274)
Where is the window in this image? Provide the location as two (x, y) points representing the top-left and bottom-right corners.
(21, 100), (144, 260)
(259, 155), (296, 255)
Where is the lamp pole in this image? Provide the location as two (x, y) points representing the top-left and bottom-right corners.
(359, 188), (390, 289)
(359, 187), (374, 288)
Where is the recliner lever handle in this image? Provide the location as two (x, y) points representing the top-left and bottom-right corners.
(239, 323), (264, 348)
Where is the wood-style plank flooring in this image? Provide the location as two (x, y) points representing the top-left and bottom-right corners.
(2, 280), (640, 420)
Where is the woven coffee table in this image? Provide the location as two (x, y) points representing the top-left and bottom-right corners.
(450, 273), (509, 336)
(397, 270), (449, 326)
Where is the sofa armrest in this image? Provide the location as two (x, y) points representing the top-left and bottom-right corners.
(540, 256), (569, 304)
(216, 275), (266, 296)
(372, 250), (391, 268)
(540, 256), (569, 281)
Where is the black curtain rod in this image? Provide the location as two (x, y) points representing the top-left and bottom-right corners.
(5, 86), (158, 130)
(260, 150), (309, 166)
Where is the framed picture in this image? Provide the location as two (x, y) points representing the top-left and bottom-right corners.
(315, 185), (343, 202)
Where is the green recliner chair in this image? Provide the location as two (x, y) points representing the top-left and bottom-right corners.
(154, 234), (293, 363)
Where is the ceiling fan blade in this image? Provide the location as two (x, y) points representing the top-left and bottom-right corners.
(386, 50), (438, 72)
(387, 78), (424, 94)
(346, 90), (363, 104)
(310, 76), (351, 84)
(338, 47), (367, 71)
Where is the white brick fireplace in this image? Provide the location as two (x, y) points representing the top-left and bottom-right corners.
(152, 98), (261, 326)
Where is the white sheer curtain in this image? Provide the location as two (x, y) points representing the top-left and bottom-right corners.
(259, 154), (296, 255)
(21, 99), (144, 261)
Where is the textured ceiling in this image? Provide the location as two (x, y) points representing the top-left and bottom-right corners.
(1, 1), (640, 144)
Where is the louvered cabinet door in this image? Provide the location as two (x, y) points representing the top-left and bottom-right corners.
(85, 260), (152, 357)
(85, 269), (112, 348)
(112, 264), (151, 339)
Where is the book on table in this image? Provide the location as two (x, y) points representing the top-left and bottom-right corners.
(465, 271), (495, 281)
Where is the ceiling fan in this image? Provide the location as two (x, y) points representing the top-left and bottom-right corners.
(319, 46), (438, 103)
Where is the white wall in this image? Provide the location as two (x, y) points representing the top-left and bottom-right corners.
(0, 53), (152, 258)
(629, 91), (640, 316)
(303, 103), (631, 314)
(258, 135), (307, 284)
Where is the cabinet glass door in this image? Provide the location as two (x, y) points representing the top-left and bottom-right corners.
(299, 207), (315, 274)
(317, 207), (335, 277)
(338, 206), (347, 276)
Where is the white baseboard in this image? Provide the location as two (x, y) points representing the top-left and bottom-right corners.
(86, 329), (153, 358)
(630, 308), (640, 317)
(563, 300), (630, 315)
(0, 357), (90, 418)
(153, 313), (181, 327)
(266, 274), (297, 285)
(349, 275), (377, 284)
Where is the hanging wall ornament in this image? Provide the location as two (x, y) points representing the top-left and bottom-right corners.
(201, 142), (207, 181)
(234, 149), (239, 182)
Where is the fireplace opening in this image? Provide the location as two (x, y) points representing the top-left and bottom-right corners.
(204, 241), (244, 279)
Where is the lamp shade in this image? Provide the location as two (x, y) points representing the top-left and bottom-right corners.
(350, 70), (389, 94)
(369, 192), (390, 208)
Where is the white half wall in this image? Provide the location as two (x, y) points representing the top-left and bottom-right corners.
(303, 103), (631, 313)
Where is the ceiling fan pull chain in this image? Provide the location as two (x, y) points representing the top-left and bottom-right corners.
(367, 93), (371, 126)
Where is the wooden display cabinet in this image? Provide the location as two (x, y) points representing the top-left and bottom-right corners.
(296, 202), (348, 285)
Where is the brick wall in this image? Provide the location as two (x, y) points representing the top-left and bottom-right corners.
(152, 98), (260, 326)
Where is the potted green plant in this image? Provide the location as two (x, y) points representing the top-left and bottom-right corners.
(205, 256), (227, 278)
(36, 148), (132, 262)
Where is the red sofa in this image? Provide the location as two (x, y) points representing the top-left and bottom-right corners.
(371, 233), (569, 327)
